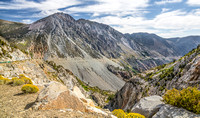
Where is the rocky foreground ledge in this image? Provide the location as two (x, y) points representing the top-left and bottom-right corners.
(130, 95), (200, 118)
(0, 83), (115, 118)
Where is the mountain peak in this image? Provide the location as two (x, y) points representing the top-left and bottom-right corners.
(33, 12), (75, 24)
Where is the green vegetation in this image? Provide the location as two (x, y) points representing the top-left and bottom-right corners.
(159, 66), (174, 81)
(126, 113), (145, 118)
(163, 87), (200, 114)
(19, 74), (33, 84)
(21, 84), (39, 93)
(0, 74), (33, 86)
(112, 109), (145, 118)
(0, 39), (6, 45)
(0, 76), (11, 85)
(112, 109), (126, 118)
(76, 76), (113, 96)
(155, 64), (166, 70)
(12, 78), (25, 86)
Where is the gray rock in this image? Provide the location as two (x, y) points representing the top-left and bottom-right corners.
(152, 104), (200, 118)
(131, 95), (164, 118)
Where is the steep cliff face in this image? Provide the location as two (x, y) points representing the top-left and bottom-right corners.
(110, 45), (200, 110)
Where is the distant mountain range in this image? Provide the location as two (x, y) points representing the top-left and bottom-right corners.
(0, 12), (200, 91)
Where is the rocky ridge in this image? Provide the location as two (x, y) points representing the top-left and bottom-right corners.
(110, 45), (200, 111)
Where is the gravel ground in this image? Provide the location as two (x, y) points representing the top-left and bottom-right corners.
(0, 85), (109, 118)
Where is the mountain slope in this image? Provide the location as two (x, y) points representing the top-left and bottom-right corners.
(167, 36), (200, 55)
(110, 45), (200, 110)
(1, 13), (200, 91)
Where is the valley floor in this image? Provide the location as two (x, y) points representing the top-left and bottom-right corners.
(0, 85), (107, 118)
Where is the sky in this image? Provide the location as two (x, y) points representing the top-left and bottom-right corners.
(0, 0), (200, 38)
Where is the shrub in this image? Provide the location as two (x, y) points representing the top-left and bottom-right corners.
(0, 77), (11, 85)
(126, 113), (145, 118)
(21, 84), (39, 93)
(159, 66), (174, 80)
(163, 87), (200, 114)
(112, 109), (146, 118)
(20, 77), (33, 84)
(19, 74), (25, 78)
(112, 109), (126, 118)
(13, 78), (25, 86)
(0, 77), (6, 85)
(4, 78), (12, 85)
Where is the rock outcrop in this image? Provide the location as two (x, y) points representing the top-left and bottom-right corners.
(152, 104), (200, 118)
(33, 82), (87, 112)
(110, 78), (148, 110)
(110, 45), (200, 111)
(131, 95), (164, 118)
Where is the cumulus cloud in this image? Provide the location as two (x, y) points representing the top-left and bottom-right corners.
(92, 9), (200, 37)
(155, 0), (182, 5)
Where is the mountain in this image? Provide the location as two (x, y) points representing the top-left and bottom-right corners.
(0, 13), (200, 91)
(167, 36), (200, 55)
(110, 45), (200, 110)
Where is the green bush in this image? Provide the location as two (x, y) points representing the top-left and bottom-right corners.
(20, 76), (33, 84)
(21, 84), (39, 93)
(159, 66), (174, 80)
(163, 87), (200, 114)
(0, 76), (11, 85)
(112, 109), (145, 118)
(0, 77), (6, 85)
(112, 109), (126, 118)
(12, 78), (25, 86)
(126, 113), (145, 118)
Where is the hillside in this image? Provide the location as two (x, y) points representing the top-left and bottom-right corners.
(110, 45), (200, 111)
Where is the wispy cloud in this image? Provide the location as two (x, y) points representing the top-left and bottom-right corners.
(0, 0), (81, 17)
(21, 19), (33, 24)
(155, 0), (182, 5)
(187, 0), (200, 6)
(66, 0), (149, 17)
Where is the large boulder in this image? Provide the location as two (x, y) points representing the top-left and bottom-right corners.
(131, 95), (164, 118)
(32, 82), (87, 112)
(73, 86), (95, 108)
(152, 104), (200, 118)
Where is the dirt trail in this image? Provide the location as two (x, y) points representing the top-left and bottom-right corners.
(0, 85), (108, 118)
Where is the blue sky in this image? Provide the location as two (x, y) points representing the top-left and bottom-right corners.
(0, 0), (200, 38)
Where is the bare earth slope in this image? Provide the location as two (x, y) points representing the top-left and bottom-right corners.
(0, 85), (107, 118)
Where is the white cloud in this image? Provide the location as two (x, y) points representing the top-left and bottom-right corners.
(0, 0), (81, 17)
(155, 0), (182, 5)
(21, 19), (33, 24)
(92, 9), (200, 38)
(66, 0), (149, 17)
(187, 0), (200, 6)
(162, 8), (170, 13)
